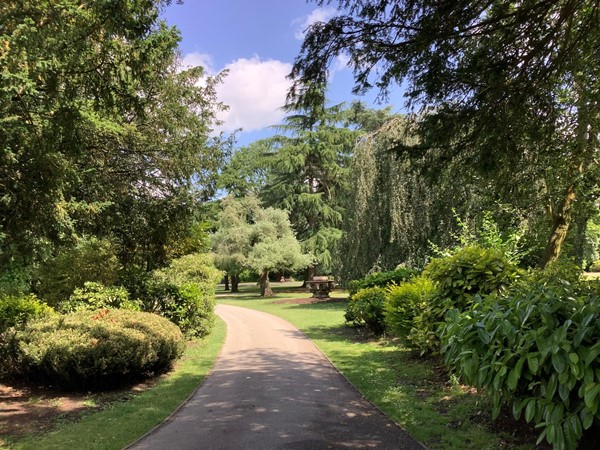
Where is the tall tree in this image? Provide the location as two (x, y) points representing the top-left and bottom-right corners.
(0, 1), (226, 274)
(289, 0), (600, 267)
(262, 96), (391, 280)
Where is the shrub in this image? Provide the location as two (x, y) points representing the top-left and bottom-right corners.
(348, 267), (417, 297)
(384, 276), (435, 340)
(58, 282), (141, 313)
(12, 309), (185, 390)
(154, 253), (223, 287)
(345, 287), (387, 335)
(409, 245), (521, 354)
(441, 268), (600, 450)
(142, 280), (215, 338)
(36, 236), (121, 305)
(0, 293), (55, 333)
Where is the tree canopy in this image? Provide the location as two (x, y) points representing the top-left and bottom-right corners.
(0, 0), (227, 277)
(289, 0), (600, 267)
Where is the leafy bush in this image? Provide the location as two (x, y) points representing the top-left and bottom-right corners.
(123, 253), (221, 337)
(345, 287), (387, 335)
(12, 309), (185, 390)
(58, 282), (141, 313)
(410, 246), (521, 353)
(36, 237), (121, 305)
(348, 267), (417, 297)
(384, 276), (435, 340)
(143, 280), (215, 338)
(154, 252), (223, 287)
(0, 293), (55, 333)
(441, 268), (600, 450)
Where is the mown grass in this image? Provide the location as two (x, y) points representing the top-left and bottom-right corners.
(218, 282), (538, 450)
(3, 317), (226, 450)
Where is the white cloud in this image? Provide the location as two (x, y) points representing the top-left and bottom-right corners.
(294, 7), (337, 40)
(214, 57), (293, 133)
(180, 52), (215, 73)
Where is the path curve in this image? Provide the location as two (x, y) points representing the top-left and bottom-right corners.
(129, 304), (425, 449)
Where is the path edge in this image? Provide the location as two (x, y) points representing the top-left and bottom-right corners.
(122, 315), (228, 450)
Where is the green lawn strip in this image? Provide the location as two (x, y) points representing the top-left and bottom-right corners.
(219, 289), (536, 450)
(6, 317), (226, 450)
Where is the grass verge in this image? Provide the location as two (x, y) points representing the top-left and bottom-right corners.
(4, 317), (226, 450)
(218, 282), (538, 450)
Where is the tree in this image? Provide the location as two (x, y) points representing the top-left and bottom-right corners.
(261, 97), (392, 280)
(289, 0), (600, 268)
(0, 1), (227, 278)
(212, 196), (311, 296)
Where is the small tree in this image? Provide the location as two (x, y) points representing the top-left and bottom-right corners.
(213, 196), (311, 297)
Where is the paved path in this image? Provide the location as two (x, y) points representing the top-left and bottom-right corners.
(129, 304), (425, 450)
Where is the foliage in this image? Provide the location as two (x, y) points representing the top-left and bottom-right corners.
(11, 309), (185, 390)
(347, 267), (417, 296)
(441, 267), (600, 450)
(153, 252), (222, 288)
(58, 282), (140, 313)
(409, 246), (521, 354)
(0, 293), (54, 334)
(384, 276), (435, 340)
(589, 260), (600, 272)
(212, 196), (312, 296)
(344, 287), (387, 335)
(35, 237), (121, 306)
(140, 253), (221, 337)
(260, 96), (364, 276)
(290, 0), (600, 269)
(142, 281), (215, 338)
(0, 0), (227, 279)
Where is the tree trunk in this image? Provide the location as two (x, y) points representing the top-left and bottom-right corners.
(223, 274), (230, 291)
(539, 184), (576, 268)
(231, 273), (240, 293)
(301, 265), (316, 288)
(259, 269), (273, 297)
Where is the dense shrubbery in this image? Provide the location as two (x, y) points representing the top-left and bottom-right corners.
(347, 267), (416, 297)
(345, 268), (416, 333)
(384, 276), (435, 340)
(441, 266), (600, 450)
(0, 294), (55, 333)
(143, 280), (215, 338)
(126, 253), (222, 337)
(58, 282), (141, 313)
(409, 246), (521, 353)
(11, 309), (185, 390)
(589, 260), (600, 272)
(36, 237), (121, 306)
(344, 287), (387, 335)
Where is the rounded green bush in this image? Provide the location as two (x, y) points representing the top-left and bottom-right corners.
(411, 245), (521, 353)
(0, 293), (55, 333)
(58, 282), (141, 313)
(13, 309), (185, 390)
(345, 287), (387, 335)
(384, 276), (435, 340)
(348, 268), (417, 297)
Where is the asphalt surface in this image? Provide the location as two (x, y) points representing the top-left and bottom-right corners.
(128, 304), (425, 450)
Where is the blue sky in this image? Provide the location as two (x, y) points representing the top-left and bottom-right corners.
(161, 0), (405, 146)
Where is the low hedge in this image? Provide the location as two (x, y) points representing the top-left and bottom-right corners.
(12, 309), (185, 390)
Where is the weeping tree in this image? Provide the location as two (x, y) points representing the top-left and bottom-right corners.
(289, 0), (600, 268)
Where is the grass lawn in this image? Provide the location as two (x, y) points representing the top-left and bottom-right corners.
(218, 281), (539, 450)
(3, 317), (226, 450)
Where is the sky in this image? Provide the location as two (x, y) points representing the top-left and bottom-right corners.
(161, 0), (405, 147)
